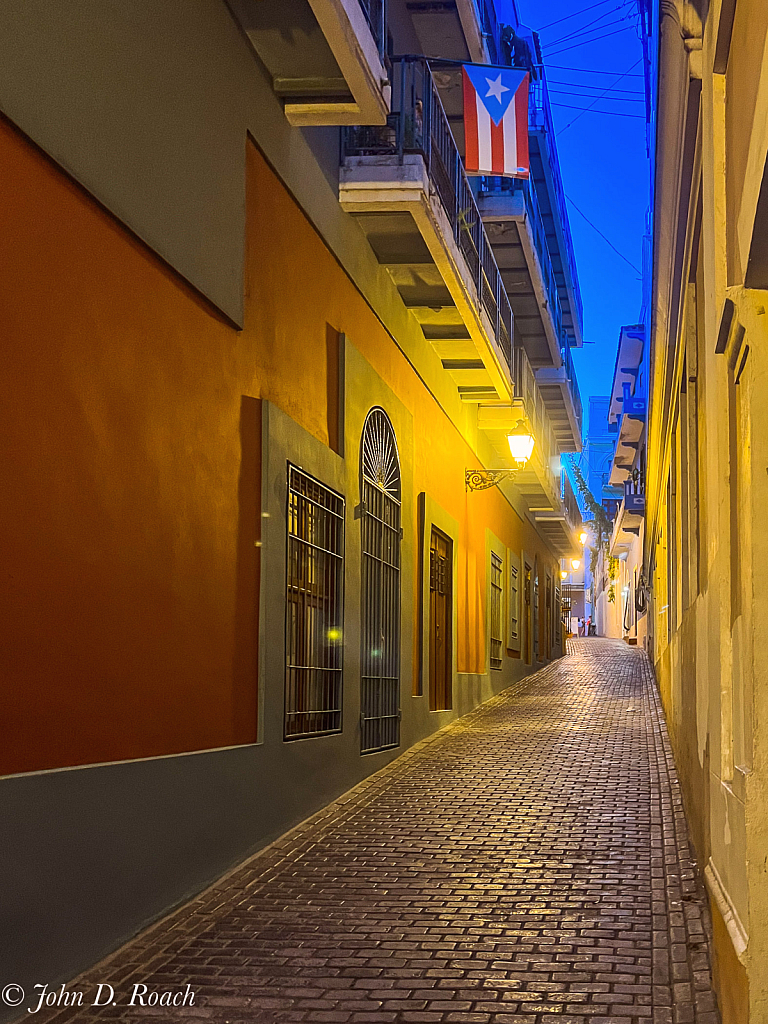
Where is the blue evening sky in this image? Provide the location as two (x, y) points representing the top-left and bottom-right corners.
(506, 0), (649, 425)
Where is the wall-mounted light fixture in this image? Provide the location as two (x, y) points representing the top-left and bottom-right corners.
(465, 420), (534, 491)
(579, 530), (588, 545)
(570, 557), (581, 571)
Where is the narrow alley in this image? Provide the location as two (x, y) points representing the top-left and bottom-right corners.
(35, 641), (718, 1024)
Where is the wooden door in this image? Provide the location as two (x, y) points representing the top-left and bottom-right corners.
(523, 562), (532, 664)
(429, 527), (452, 710)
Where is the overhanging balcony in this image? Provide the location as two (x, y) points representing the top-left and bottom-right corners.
(476, 347), (581, 557)
(528, 67), (583, 347)
(609, 384), (646, 486)
(478, 177), (564, 368)
(390, 0), (500, 65)
(340, 57), (514, 401)
(227, 0), (390, 125)
(610, 477), (645, 557)
(535, 338), (583, 453)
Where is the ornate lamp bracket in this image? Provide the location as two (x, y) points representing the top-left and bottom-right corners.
(465, 468), (520, 491)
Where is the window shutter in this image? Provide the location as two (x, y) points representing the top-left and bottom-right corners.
(506, 548), (521, 652)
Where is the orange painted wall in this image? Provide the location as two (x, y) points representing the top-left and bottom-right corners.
(0, 118), (558, 775)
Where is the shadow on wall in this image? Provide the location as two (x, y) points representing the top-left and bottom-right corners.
(232, 395), (262, 742)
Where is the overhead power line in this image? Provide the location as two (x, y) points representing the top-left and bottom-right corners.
(547, 24), (639, 57)
(557, 57), (643, 134)
(546, 64), (644, 76)
(549, 79), (644, 94)
(565, 193), (642, 275)
(551, 101), (645, 118)
(536, 0), (620, 32)
(546, 4), (635, 49)
(550, 88), (644, 104)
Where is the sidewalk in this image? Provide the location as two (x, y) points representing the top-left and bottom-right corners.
(31, 640), (719, 1024)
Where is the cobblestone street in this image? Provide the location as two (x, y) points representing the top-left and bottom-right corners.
(38, 640), (719, 1024)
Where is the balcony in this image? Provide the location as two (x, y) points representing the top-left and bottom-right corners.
(340, 57), (514, 401)
(535, 339), (583, 453)
(476, 81), (583, 451)
(476, 347), (581, 557)
(608, 326), (646, 485)
(609, 383), (646, 485)
(610, 476), (645, 557)
(227, 0), (390, 125)
(390, 0), (499, 65)
(527, 67), (583, 347)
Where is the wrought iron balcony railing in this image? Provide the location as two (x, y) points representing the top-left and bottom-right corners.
(528, 66), (583, 334)
(343, 57), (513, 370)
(561, 469), (582, 534)
(357, 0), (386, 56)
(559, 337), (583, 430)
(513, 345), (559, 496)
(479, 174), (565, 347)
(624, 474), (645, 515)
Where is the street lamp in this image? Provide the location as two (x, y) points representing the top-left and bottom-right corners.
(507, 419), (535, 465)
(465, 420), (535, 491)
(579, 530), (588, 545)
(570, 557), (581, 571)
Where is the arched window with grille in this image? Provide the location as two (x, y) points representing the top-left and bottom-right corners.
(359, 408), (401, 754)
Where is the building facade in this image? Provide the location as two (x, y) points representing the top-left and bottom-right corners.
(595, 325), (649, 645)
(648, 0), (768, 1018)
(0, 0), (583, 1008)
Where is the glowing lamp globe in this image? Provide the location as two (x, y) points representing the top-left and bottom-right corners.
(570, 557), (581, 571)
(560, 570), (568, 580)
(579, 531), (588, 545)
(507, 420), (534, 466)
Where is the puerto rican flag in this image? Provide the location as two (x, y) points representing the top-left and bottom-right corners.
(462, 64), (529, 178)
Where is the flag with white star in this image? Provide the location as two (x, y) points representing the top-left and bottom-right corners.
(461, 64), (529, 178)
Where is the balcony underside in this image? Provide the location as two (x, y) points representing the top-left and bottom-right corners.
(478, 406), (578, 557)
(528, 133), (582, 347)
(228, 0), (389, 125)
(390, 0), (482, 62)
(609, 413), (645, 486)
(481, 213), (560, 369)
(535, 369), (582, 454)
(340, 155), (513, 401)
(477, 198), (581, 453)
(610, 500), (644, 557)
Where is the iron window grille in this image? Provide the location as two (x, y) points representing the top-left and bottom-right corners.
(507, 560), (519, 647)
(359, 408), (402, 754)
(285, 465), (345, 740)
(490, 551), (503, 670)
(533, 564), (540, 659)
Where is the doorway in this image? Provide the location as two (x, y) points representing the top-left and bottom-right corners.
(429, 526), (452, 710)
(523, 561), (532, 664)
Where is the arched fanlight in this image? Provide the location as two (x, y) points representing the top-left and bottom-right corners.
(361, 407), (401, 503)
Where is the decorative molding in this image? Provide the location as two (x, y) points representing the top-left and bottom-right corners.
(704, 858), (748, 963)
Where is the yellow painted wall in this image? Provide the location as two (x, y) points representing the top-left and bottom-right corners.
(0, 117), (558, 775)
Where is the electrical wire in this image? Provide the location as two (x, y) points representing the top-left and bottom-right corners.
(557, 58), (643, 134)
(550, 88), (644, 103)
(547, 24), (639, 57)
(549, 79), (643, 95)
(551, 102), (645, 118)
(565, 193), (642, 275)
(536, 0), (621, 32)
(545, 4), (635, 49)
(546, 63), (644, 75)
